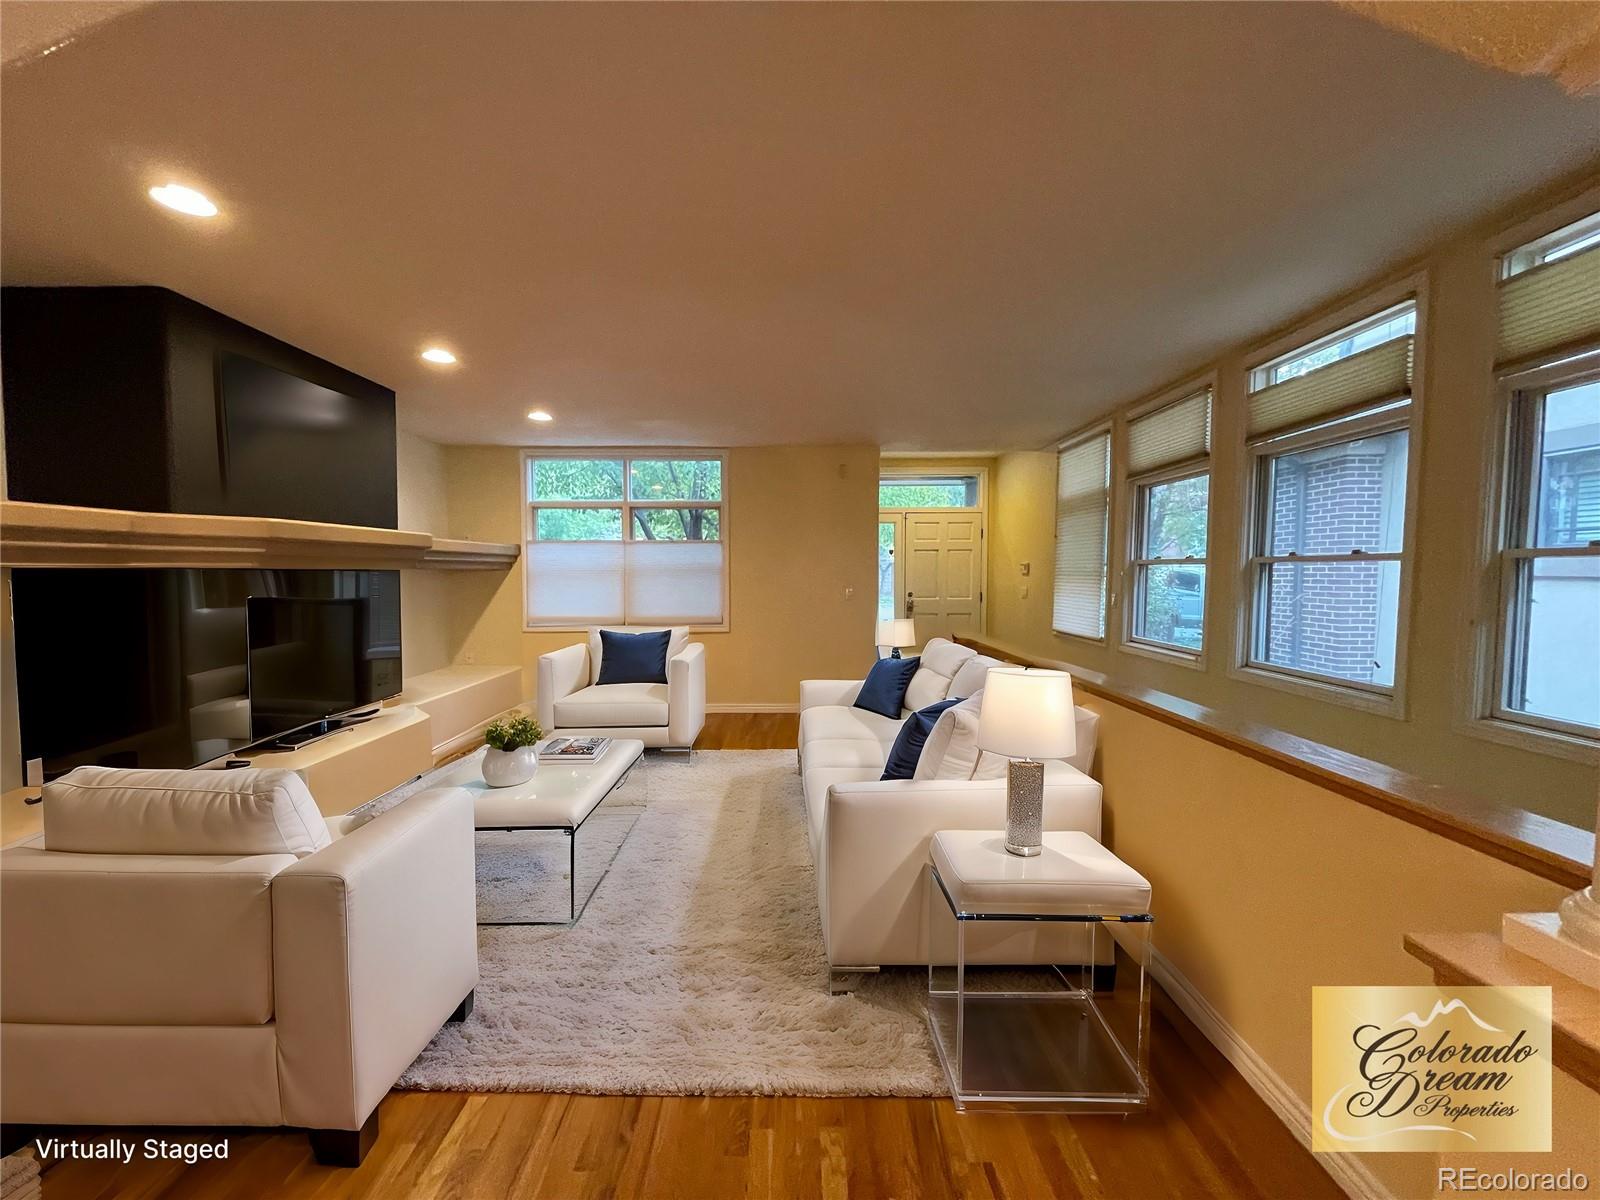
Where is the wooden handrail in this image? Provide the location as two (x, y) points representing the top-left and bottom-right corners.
(955, 635), (1593, 892)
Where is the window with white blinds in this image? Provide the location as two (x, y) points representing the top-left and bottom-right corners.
(1484, 212), (1600, 743)
(1496, 211), (1600, 372)
(1052, 430), (1111, 639)
(1126, 388), (1211, 476)
(1246, 301), (1416, 441)
(524, 453), (726, 628)
(1126, 388), (1212, 655)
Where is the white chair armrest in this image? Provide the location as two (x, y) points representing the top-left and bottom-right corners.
(667, 642), (706, 747)
(272, 786), (477, 1131)
(800, 679), (864, 711)
(821, 770), (1102, 967)
(537, 642), (590, 731)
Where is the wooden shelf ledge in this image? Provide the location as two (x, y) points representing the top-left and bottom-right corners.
(0, 500), (517, 571)
(956, 635), (1594, 892)
(1406, 931), (1599, 1092)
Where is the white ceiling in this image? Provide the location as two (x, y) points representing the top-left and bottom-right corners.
(2, 1), (1598, 450)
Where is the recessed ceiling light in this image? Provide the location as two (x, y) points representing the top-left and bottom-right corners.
(420, 347), (457, 365)
(148, 183), (218, 218)
(527, 409), (553, 422)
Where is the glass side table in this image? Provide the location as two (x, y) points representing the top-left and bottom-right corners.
(925, 829), (1154, 1113)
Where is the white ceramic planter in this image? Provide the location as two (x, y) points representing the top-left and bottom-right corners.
(482, 744), (538, 788)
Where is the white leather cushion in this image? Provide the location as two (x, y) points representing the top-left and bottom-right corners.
(902, 666), (953, 714)
(914, 692), (1009, 781)
(931, 830), (1151, 915)
(799, 705), (903, 750)
(588, 626), (688, 685)
(42, 766), (331, 859)
(554, 682), (670, 727)
(0, 847), (291, 1025)
(920, 637), (977, 679)
(948, 654), (1006, 699)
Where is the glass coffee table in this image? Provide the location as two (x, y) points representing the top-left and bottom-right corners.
(432, 738), (646, 926)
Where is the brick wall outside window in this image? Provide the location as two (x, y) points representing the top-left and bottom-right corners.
(1265, 450), (1389, 682)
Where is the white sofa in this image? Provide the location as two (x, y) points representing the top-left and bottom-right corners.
(537, 626), (705, 751)
(799, 638), (1104, 984)
(0, 766), (478, 1166)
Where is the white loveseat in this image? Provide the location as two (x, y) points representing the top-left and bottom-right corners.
(799, 638), (1104, 983)
(537, 626), (706, 751)
(0, 766), (478, 1166)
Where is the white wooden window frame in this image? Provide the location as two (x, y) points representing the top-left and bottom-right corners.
(1118, 376), (1215, 669)
(1468, 354), (1600, 758)
(877, 464), (989, 513)
(1124, 461), (1211, 667)
(1230, 276), (1428, 718)
(520, 449), (730, 632)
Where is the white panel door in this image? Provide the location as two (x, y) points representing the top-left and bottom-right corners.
(902, 510), (984, 644)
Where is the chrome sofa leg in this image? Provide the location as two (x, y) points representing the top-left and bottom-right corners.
(829, 966), (880, 995)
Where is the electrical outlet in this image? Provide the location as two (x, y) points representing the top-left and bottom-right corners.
(1019, 584), (1030, 600)
(844, 586), (854, 600)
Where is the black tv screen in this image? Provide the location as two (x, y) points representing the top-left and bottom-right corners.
(10, 568), (401, 780)
(218, 353), (397, 527)
(247, 595), (400, 740)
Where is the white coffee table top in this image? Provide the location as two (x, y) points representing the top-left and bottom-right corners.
(930, 830), (1152, 916)
(433, 739), (645, 829)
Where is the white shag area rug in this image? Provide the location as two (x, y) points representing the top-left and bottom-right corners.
(393, 749), (946, 1097)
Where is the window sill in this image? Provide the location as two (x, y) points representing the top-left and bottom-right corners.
(1120, 639), (1205, 671)
(1460, 714), (1600, 766)
(1230, 662), (1404, 720)
(958, 635), (1593, 893)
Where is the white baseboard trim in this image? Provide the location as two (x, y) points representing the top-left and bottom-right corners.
(705, 703), (799, 714)
(1149, 948), (1391, 1200)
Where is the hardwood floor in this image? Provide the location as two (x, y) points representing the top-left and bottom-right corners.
(31, 713), (1343, 1200)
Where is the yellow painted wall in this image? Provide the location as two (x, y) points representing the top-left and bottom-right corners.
(395, 430), (453, 676)
(984, 177), (1600, 829)
(1073, 690), (1596, 1200)
(431, 444), (880, 706)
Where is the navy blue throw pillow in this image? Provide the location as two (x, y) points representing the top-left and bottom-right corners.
(881, 698), (961, 780)
(597, 629), (672, 685)
(853, 655), (920, 719)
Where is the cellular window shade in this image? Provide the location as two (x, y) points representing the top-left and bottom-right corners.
(526, 541), (624, 624)
(1496, 244), (1600, 369)
(625, 541), (724, 624)
(1246, 337), (1413, 440)
(1127, 389), (1211, 475)
(1052, 432), (1110, 638)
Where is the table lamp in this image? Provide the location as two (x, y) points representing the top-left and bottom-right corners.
(976, 668), (1076, 857)
(876, 618), (917, 659)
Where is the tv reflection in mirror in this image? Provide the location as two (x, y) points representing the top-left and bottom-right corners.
(10, 568), (401, 780)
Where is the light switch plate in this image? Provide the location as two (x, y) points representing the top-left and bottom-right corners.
(1020, 561), (1031, 576)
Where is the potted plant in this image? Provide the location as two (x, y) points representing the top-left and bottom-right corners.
(482, 711), (545, 788)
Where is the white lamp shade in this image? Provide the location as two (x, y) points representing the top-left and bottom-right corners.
(976, 667), (1076, 760)
(876, 618), (917, 648)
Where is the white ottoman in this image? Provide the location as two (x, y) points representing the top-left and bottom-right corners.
(926, 829), (1154, 1112)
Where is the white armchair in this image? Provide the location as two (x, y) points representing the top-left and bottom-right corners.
(537, 626), (705, 752)
(0, 766), (478, 1166)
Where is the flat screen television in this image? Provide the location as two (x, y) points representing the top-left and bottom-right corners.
(10, 568), (401, 780)
(247, 595), (400, 742)
(217, 353), (397, 527)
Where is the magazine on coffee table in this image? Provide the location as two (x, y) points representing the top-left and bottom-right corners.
(538, 736), (612, 762)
